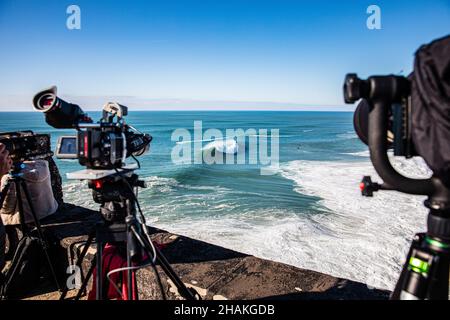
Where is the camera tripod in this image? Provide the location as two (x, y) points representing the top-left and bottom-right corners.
(0, 162), (61, 295)
(345, 74), (450, 299)
(59, 170), (198, 300)
(362, 177), (450, 299)
(390, 194), (450, 299)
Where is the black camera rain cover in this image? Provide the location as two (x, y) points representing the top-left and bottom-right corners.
(411, 35), (450, 181)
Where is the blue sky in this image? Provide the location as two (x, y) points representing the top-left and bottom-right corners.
(0, 0), (449, 110)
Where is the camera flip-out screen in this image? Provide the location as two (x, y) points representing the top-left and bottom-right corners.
(56, 136), (78, 159)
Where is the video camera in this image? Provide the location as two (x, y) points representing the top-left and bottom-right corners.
(31, 87), (197, 301)
(0, 131), (53, 163)
(32, 86), (152, 171)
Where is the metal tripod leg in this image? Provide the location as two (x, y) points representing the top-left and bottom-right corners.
(60, 224), (109, 300)
(130, 225), (197, 300)
(96, 239), (103, 300)
(66, 222), (130, 301)
(69, 240), (104, 300)
(71, 237), (103, 300)
(154, 244), (197, 300)
(75, 257), (96, 300)
(126, 223), (133, 301)
(59, 228), (95, 300)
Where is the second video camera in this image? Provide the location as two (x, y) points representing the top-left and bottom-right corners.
(33, 86), (152, 170)
(0, 131), (52, 163)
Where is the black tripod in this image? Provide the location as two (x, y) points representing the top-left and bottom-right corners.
(59, 170), (198, 300)
(344, 73), (450, 299)
(390, 190), (450, 299)
(361, 178), (450, 299)
(0, 162), (61, 294)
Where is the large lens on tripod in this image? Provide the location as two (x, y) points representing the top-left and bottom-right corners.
(353, 99), (370, 145)
(34, 93), (57, 112)
(353, 99), (395, 147)
(125, 131), (152, 157)
(33, 86), (89, 129)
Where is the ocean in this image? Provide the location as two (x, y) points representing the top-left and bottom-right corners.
(0, 111), (432, 291)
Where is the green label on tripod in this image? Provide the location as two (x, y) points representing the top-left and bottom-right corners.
(409, 257), (429, 275)
(425, 237), (450, 249)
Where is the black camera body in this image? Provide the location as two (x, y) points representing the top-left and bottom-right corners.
(33, 87), (152, 170)
(0, 131), (53, 163)
(77, 124), (127, 169)
(75, 121), (151, 170)
(345, 74), (417, 158)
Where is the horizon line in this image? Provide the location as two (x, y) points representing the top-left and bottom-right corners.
(0, 95), (352, 111)
(0, 109), (354, 112)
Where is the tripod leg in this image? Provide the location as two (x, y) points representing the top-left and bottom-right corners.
(20, 180), (61, 291)
(125, 200), (139, 300)
(59, 229), (95, 300)
(153, 245), (197, 300)
(96, 241), (104, 300)
(74, 257), (97, 300)
(126, 226), (133, 300)
(133, 268), (139, 300)
(132, 226), (196, 300)
(14, 181), (29, 234)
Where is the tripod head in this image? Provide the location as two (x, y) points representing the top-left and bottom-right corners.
(87, 170), (146, 223)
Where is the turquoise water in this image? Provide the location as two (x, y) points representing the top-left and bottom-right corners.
(0, 111), (430, 290)
(0, 111), (364, 217)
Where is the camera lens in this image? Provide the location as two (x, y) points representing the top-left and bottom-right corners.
(353, 99), (395, 148)
(126, 132), (152, 157)
(353, 99), (369, 145)
(33, 86), (88, 129)
(35, 93), (57, 112)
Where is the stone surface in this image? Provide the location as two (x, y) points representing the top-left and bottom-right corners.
(29, 204), (389, 300)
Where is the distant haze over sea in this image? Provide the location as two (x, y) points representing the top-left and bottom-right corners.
(0, 95), (353, 112)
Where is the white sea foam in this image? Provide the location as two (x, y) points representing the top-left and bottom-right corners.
(63, 181), (96, 209)
(203, 138), (239, 154)
(276, 158), (430, 290)
(154, 158), (431, 291)
(346, 150), (370, 157)
(337, 131), (358, 139)
(61, 157), (432, 291)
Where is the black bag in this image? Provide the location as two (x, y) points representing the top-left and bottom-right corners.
(411, 35), (450, 184)
(0, 235), (42, 299)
